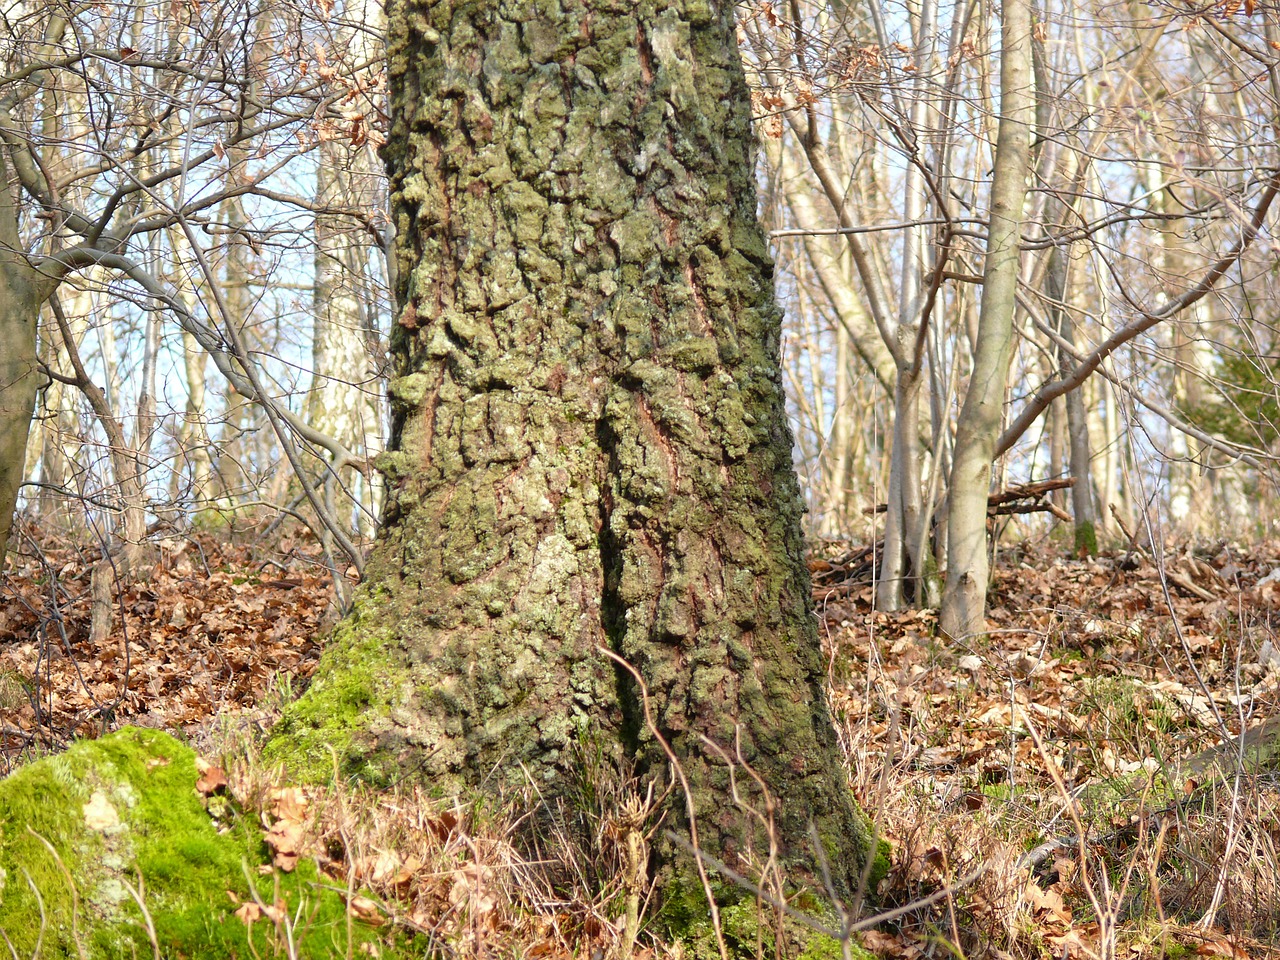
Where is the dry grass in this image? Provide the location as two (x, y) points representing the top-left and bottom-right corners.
(7, 532), (1280, 958)
(822, 539), (1280, 960)
(190, 720), (677, 960)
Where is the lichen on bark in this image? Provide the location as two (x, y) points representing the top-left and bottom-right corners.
(275, 0), (870, 895)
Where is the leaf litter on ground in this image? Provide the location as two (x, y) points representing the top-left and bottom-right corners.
(0, 528), (337, 759)
(4, 528), (1280, 957)
(815, 535), (1280, 959)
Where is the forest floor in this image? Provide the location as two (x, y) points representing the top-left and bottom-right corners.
(1, 526), (1278, 959)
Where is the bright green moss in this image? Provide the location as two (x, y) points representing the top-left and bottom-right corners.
(1075, 519), (1098, 557)
(869, 835), (892, 892)
(659, 876), (880, 960)
(0, 728), (396, 958)
(799, 933), (878, 960)
(266, 594), (411, 784)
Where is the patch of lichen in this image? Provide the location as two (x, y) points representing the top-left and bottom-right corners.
(265, 590), (410, 785)
(0, 727), (395, 957)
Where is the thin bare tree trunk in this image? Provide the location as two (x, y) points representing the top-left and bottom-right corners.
(30, 287), (88, 527)
(309, 6), (385, 542)
(173, 314), (213, 510)
(1045, 246), (1097, 554)
(0, 152), (54, 560)
(878, 369), (923, 609)
(940, 0), (1033, 639)
(210, 183), (260, 510)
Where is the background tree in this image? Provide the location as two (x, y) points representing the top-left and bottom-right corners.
(744, 0), (1280, 628)
(0, 0), (390, 584)
(307, 0), (388, 548)
(939, 0), (1033, 639)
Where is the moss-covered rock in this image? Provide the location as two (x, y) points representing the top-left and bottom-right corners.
(0, 727), (392, 958)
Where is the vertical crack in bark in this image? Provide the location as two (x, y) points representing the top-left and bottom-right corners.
(596, 414), (645, 760)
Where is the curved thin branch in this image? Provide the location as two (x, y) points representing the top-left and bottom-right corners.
(996, 169), (1280, 457)
(172, 222), (367, 578)
(1018, 291), (1267, 470)
(47, 244), (364, 474)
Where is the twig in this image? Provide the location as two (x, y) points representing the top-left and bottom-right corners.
(599, 647), (730, 960)
(18, 866), (46, 959)
(121, 870), (162, 960)
(665, 832), (987, 936)
(27, 827), (87, 960)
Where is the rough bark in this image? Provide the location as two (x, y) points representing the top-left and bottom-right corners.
(274, 0), (870, 895)
(939, 0), (1033, 639)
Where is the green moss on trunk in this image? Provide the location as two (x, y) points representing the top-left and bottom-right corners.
(1074, 519), (1098, 558)
(265, 591), (412, 784)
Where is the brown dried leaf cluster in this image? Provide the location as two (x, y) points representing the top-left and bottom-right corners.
(0, 533), (337, 765)
(817, 537), (1280, 958)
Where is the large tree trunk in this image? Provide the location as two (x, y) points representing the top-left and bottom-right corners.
(273, 0), (870, 894)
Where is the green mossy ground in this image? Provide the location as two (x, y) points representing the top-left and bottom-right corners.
(0, 727), (400, 958)
(659, 875), (881, 960)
